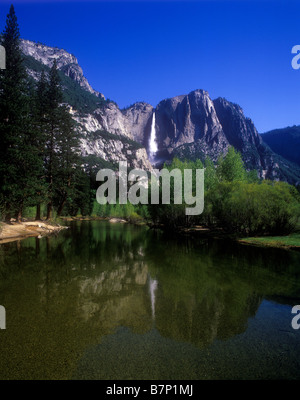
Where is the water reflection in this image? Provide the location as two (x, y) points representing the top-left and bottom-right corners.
(0, 221), (299, 379)
(149, 276), (158, 320)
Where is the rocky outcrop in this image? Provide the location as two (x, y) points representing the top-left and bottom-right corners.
(122, 102), (154, 146)
(152, 90), (300, 183)
(20, 39), (300, 184)
(80, 131), (152, 171)
(20, 39), (153, 171)
(76, 102), (153, 144)
(156, 90), (226, 149)
(70, 107), (152, 170)
(20, 39), (105, 99)
(0, 221), (67, 243)
(154, 90), (228, 162)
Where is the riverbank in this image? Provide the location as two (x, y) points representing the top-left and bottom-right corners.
(59, 216), (146, 225)
(0, 221), (67, 244)
(59, 218), (300, 251)
(171, 225), (300, 251)
(238, 234), (300, 251)
(1, 217), (299, 251)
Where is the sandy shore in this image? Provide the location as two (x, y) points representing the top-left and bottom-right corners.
(0, 221), (67, 244)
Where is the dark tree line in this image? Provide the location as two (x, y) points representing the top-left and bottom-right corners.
(0, 5), (92, 221)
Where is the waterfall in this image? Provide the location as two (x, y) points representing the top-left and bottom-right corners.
(149, 277), (158, 319)
(149, 112), (158, 162)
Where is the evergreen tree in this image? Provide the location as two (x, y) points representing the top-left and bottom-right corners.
(0, 5), (40, 221)
(32, 70), (49, 220)
(54, 105), (81, 216)
(44, 60), (62, 219)
(66, 164), (94, 217)
(36, 60), (82, 219)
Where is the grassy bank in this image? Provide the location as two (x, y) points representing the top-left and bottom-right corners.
(239, 234), (300, 250)
(177, 226), (300, 251)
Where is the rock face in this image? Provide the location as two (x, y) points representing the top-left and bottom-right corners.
(69, 108), (152, 170)
(20, 39), (105, 99)
(156, 90), (225, 149)
(20, 39), (300, 184)
(122, 103), (154, 146)
(80, 132), (153, 171)
(154, 90), (228, 162)
(151, 90), (300, 184)
(212, 97), (285, 180)
(21, 39), (152, 171)
(90, 102), (153, 143)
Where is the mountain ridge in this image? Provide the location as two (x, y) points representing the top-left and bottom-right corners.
(20, 38), (300, 185)
(262, 125), (300, 167)
(21, 39), (105, 99)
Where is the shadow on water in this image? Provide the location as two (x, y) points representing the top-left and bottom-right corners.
(0, 221), (299, 379)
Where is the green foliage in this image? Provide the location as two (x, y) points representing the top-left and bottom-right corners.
(58, 69), (107, 114)
(1, 6), (299, 239)
(216, 147), (247, 182)
(23, 54), (46, 73)
(0, 5), (42, 220)
(205, 180), (300, 236)
(92, 200), (145, 222)
(148, 157), (204, 229)
(147, 149), (300, 237)
(241, 234), (300, 248)
(204, 157), (219, 191)
(88, 130), (143, 150)
(23, 54), (109, 114)
(246, 169), (260, 183)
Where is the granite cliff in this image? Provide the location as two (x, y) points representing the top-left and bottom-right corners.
(20, 39), (300, 184)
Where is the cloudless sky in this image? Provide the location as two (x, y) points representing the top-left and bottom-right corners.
(1, 0), (300, 132)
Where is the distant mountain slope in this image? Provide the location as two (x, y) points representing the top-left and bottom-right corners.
(153, 90), (300, 185)
(20, 39), (152, 171)
(21, 39), (105, 100)
(262, 126), (300, 167)
(20, 39), (300, 185)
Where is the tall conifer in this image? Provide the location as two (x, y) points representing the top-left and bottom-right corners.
(0, 5), (40, 221)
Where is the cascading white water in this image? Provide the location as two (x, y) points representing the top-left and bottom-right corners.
(149, 112), (158, 162)
(149, 277), (158, 319)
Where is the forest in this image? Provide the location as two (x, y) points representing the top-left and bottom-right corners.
(1, 5), (300, 238)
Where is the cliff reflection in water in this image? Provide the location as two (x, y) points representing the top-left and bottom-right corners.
(0, 221), (299, 379)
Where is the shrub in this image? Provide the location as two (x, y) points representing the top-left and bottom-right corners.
(206, 180), (300, 236)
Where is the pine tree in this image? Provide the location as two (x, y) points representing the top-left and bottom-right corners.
(44, 60), (62, 219)
(38, 60), (82, 219)
(32, 70), (49, 220)
(54, 105), (81, 216)
(0, 5), (40, 221)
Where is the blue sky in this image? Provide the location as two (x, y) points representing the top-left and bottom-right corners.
(1, 0), (300, 132)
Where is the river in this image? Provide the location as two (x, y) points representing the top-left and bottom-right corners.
(0, 221), (299, 379)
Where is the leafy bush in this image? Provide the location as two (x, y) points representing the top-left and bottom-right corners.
(147, 149), (300, 235)
(206, 180), (300, 236)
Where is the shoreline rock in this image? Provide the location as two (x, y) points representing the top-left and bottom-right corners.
(0, 221), (68, 244)
(109, 218), (127, 224)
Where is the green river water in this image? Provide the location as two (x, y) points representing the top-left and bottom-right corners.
(0, 221), (299, 379)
